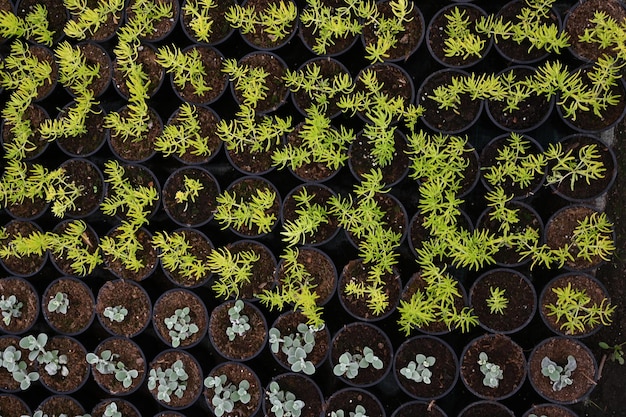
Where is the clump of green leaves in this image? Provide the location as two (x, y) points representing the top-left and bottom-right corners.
(333, 346), (383, 379)
(148, 359), (188, 403)
(86, 349), (139, 388)
(400, 353), (435, 384)
(182, 0), (217, 43)
(225, 0), (297, 45)
(103, 305), (128, 323)
(152, 231), (210, 282)
(361, 0), (415, 62)
(0, 295), (23, 326)
(156, 45), (212, 97)
(0, 5), (55, 45)
(63, 0), (125, 40)
(214, 185), (278, 236)
(0, 345), (39, 390)
(226, 300), (250, 341)
(486, 286), (508, 315)
(19, 333), (68, 377)
(155, 103), (214, 159)
(164, 307), (199, 348)
(207, 247), (260, 300)
(541, 355), (576, 391)
(47, 292), (69, 315)
(204, 374), (252, 417)
(268, 323), (320, 375)
(266, 381), (305, 417)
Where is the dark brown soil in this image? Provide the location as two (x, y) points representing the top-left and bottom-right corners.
(470, 269), (536, 333)
(162, 168), (219, 227)
(330, 322), (391, 386)
(2, 104), (49, 160)
(281, 184), (339, 246)
(238, 0), (297, 49)
(5, 183), (47, 219)
(0, 278), (39, 334)
(108, 106), (161, 162)
(209, 300), (267, 360)
(325, 388), (384, 417)
(393, 401), (446, 417)
(525, 404), (579, 417)
(91, 337), (145, 395)
(166, 105), (222, 165)
(276, 247), (337, 305)
(264, 373), (323, 417)
(50, 220), (99, 275)
(148, 350), (202, 408)
(173, 46), (228, 104)
(59, 158), (104, 217)
(270, 311), (330, 370)
(92, 399), (140, 417)
(125, 0), (179, 41)
(96, 280), (152, 337)
(361, 0), (423, 61)
(394, 336), (458, 399)
(339, 259), (401, 320)
(224, 240), (276, 299)
(43, 277), (95, 335)
(180, 0), (235, 44)
(102, 227), (158, 281)
(37, 395), (85, 417)
(409, 210), (472, 262)
(0, 336), (35, 391)
(153, 289), (208, 348)
(459, 401), (514, 417)
(0, 221), (46, 276)
(66, 0), (120, 41)
(38, 336), (89, 394)
(0, 395), (30, 417)
(113, 44), (164, 98)
(204, 362), (261, 417)
(349, 130), (410, 186)
(55, 103), (107, 156)
(529, 337), (596, 404)
(460, 334), (526, 400)
(235, 52), (289, 113)
(540, 273), (610, 337)
(226, 143), (276, 174)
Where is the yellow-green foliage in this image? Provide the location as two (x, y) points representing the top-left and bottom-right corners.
(64, 0), (125, 40)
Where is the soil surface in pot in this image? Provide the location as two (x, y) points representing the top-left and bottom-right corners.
(271, 311), (329, 369)
(38, 337), (89, 393)
(173, 46), (228, 104)
(92, 399), (140, 417)
(0, 336), (34, 391)
(60, 159), (104, 217)
(163, 169), (219, 227)
(204, 362), (261, 417)
(281, 185), (339, 245)
(325, 389), (383, 417)
(148, 350), (202, 408)
(0, 221), (46, 276)
(224, 241), (276, 299)
(153, 290), (207, 348)
(0, 278), (38, 334)
(92, 338), (145, 395)
(96, 280), (151, 337)
(43, 278), (94, 334)
(209, 301), (267, 360)
(276, 248), (336, 305)
(37, 395), (84, 417)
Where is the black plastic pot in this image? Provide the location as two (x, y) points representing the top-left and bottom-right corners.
(89, 336), (147, 396)
(325, 387), (385, 417)
(42, 276), (95, 336)
(152, 288), (209, 349)
(204, 361), (262, 417)
(457, 400), (514, 417)
(0, 220), (48, 278)
(262, 372), (324, 417)
(38, 336), (90, 395)
(162, 166), (220, 228)
(0, 277), (39, 335)
(147, 349), (204, 410)
(95, 279), (153, 339)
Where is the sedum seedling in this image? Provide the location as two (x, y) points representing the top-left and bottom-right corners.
(226, 300), (250, 341)
(478, 352), (503, 388)
(47, 292), (69, 315)
(333, 346), (383, 379)
(0, 294), (23, 326)
(204, 374), (252, 417)
(86, 349), (139, 388)
(541, 355), (576, 392)
(103, 305), (128, 323)
(400, 353), (436, 384)
(266, 381), (305, 417)
(268, 323), (319, 375)
(148, 359), (188, 403)
(164, 307), (199, 348)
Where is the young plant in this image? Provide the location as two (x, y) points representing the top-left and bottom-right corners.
(181, 0), (217, 43)
(268, 323), (319, 375)
(47, 292), (69, 315)
(544, 142), (607, 191)
(46, 220), (103, 276)
(226, 300), (250, 341)
(541, 355), (576, 391)
(599, 341), (626, 365)
(156, 45), (212, 97)
(103, 305), (128, 323)
(207, 247), (260, 300)
(486, 286), (508, 315)
(86, 349), (139, 388)
(331, 405), (368, 417)
(164, 307), (199, 348)
(0, 345), (39, 390)
(0, 295), (23, 326)
(266, 381), (305, 417)
(222, 58), (270, 110)
(19, 333), (69, 377)
(148, 359), (188, 403)
(360, 0), (415, 62)
(333, 346), (383, 379)
(63, 0), (126, 39)
(225, 0), (297, 44)
(441, 6), (487, 61)
(400, 353), (436, 384)
(214, 186), (278, 235)
(478, 352), (503, 388)
(152, 231), (209, 281)
(578, 10), (626, 60)
(155, 103), (214, 158)
(124, 0), (174, 39)
(104, 402), (122, 417)
(279, 187), (333, 248)
(204, 374), (252, 417)
(571, 212), (615, 263)
(0, 5), (55, 45)
(544, 282), (615, 335)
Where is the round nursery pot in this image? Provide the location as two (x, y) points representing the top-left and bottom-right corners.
(361, 0), (425, 62)
(96, 279), (152, 338)
(236, 0), (298, 50)
(325, 388), (385, 417)
(338, 259), (401, 322)
(408, 209), (473, 262)
(539, 272), (612, 338)
(522, 403), (580, 417)
(204, 362), (262, 417)
(55, 102), (108, 157)
(208, 300), (267, 361)
(475, 201), (544, 267)
(124, 0), (179, 42)
(270, 311), (330, 374)
(298, 0), (359, 56)
(547, 134), (617, 202)
(164, 104), (223, 165)
(344, 192), (408, 248)
(162, 166), (220, 227)
(275, 247), (337, 306)
(417, 68), (483, 134)
(486, 66), (554, 132)
(290, 57), (352, 118)
(263, 373), (324, 417)
(59, 158), (105, 218)
(564, 0), (626, 62)
(38, 336), (90, 395)
(219, 240), (278, 300)
(92, 399), (141, 417)
(1, 104), (49, 160)
(0, 277), (39, 335)
(65, 0), (120, 42)
(349, 129), (410, 187)
(479, 133), (546, 199)
(458, 400), (514, 417)
(112, 43), (164, 99)
(0, 394), (31, 417)
(0, 336), (36, 392)
(153, 289), (209, 349)
(493, 0), (562, 63)
(393, 335), (458, 400)
(460, 334), (526, 400)
(106, 162), (161, 222)
(231, 51), (290, 114)
(42, 276), (95, 336)
(159, 228), (214, 288)
(470, 268), (537, 334)
(281, 183), (340, 246)
(50, 220), (100, 277)
(89, 337), (146, 396)
(426, 3), (492, 68)
(528, 337), (597, 404)
(107, 105), (162, 163)
(14, 0), (67, 44)
(102, 226), (159, 282)
(167, 45), (228, 105)
(148, 349), (203, 410)
(391, 400), (447, 417)
(544, 205), (614, 271)
(225, 142), (277, 175)
(0, 220), (47, 277)
(63, 41), (112, 98)
(330, 322), (393, 387)
(217, 176), (282, 238)
(36, 395), (85, 417)
(180, 0), (235, 44)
